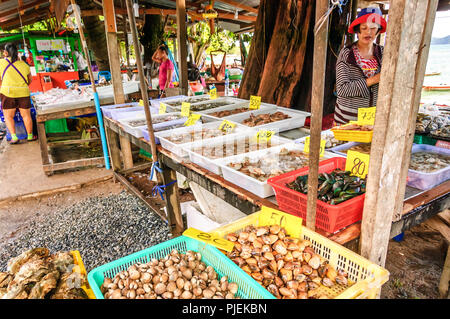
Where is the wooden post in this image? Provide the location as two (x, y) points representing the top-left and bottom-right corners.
(176, 0), (189, 95)
(360, 0), (438, 267)
(163, 169), (185, 237)
(125, 0), (161, 183)
(306, 0), (329, 230)
(103, 0), (134, 170)
(392, 0), (439, 222)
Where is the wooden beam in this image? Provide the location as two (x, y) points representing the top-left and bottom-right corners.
(359, 0), (439, 267)
(0, 0), (47, 19)
(216, 0), (258, 14)
(306, 0), (329, 231)
(177, 0), (189, 96)
(392, 0), (440, 222)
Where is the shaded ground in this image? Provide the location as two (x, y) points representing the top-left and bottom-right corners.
(0, 179), (446, 299)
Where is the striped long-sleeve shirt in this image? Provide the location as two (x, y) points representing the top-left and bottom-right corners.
(334, 43), (384, 124)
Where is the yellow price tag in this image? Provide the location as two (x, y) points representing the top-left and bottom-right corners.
(181, 102), (191, 117)
(256, 130), (275, 142)
(303, 136), (326, 157)
(249, 95), (261, 110)
(183, 228), (234, 252)
(184, 114), (201, 126)
(357, 107), (376, 125)
(219, 120), (236, 133)
(260, 206), (303, 238)
(345, 150), (370, 179)
(159, 102), (167, 115)
(210, 88), (218, 100)
(139, 99), (144, 106)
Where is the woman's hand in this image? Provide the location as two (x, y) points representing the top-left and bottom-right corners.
(366, 73), (381, 87)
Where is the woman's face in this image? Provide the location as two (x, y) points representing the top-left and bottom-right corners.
(357, 22), (379, 45)
(158, 49), (167, 59)
(3, 49), (8, 57)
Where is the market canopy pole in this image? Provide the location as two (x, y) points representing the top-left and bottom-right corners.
(102, 0), (134, 170)
(306, 0), (329, 231)
(176, 0), (189, 96)
(70, 0), (111, 170)
(124, 0), (160, 176)
(360, 0), (439, 267)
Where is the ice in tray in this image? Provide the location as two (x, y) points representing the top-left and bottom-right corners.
(164, 95), (211, 108)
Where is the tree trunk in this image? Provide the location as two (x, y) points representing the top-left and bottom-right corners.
(77, 0), (110, 71)
(239, 0), (353, 115)
(139, 14), (164, 65)
(238, 0), (280, 99)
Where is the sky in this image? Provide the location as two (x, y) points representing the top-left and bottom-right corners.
(432, 10), (450, 38)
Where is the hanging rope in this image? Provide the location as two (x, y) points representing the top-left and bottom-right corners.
(152, 180), (177, 201)
(149, 161), (163, 181)
(17, 5), (27, 51)
(314, 0), (348, 36)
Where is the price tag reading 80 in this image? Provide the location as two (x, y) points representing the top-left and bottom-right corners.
(182, 228), (234, 252)
(345, 150), (370, 179)
(260, 206), (302, 238)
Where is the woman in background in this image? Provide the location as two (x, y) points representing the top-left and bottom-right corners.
(152, 44), (174, 98)
(0, 43), (35, 144)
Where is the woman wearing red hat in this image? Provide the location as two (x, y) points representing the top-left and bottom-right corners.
(334, 7), (387, 124)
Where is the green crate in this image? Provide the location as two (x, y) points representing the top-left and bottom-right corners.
(413, 134), (437, 146)
(45, 119), (69, 134)
(138, 148), (152, 161)
(87, 236), (273, 299)
(229, 74), (242, 80)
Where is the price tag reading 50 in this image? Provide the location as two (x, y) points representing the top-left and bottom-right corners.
(260, 206), (302, 238)
(219, 120), (236, 133)
(249, 95), (261, 110)
(183, 228), (235, 252)
(256, 130), (275, 142)
(303, 136), (326, 157)
(345, 150), (370, 179)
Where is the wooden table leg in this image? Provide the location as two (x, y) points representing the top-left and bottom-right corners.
(439, 245), (450, 299)
(163, 168), (184, 237)
(120, 135), (134, 169)
(37, 122), (52, 175)
(105, 126), (122, 171)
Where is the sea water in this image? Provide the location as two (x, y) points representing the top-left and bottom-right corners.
(421, 43), (450, 105)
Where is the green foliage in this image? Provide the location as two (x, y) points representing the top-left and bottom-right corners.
(188, 21), (238, 53)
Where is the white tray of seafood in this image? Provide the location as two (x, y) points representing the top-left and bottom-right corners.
(217, 143), (338, 198)
(156, 95), (212, 111)
(407, 144), (450, 190)
(198, 101), (277, 119)
(118, 112), (187, 138)
(185, 133), (293, 175)
(170, 97), (248, 112)
(150, 95), (187, 108)
(223, 107), (311, 133)
(155, 121), (252, 158)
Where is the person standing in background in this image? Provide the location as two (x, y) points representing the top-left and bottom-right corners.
(152, 44), (174, 98)
(0, 43), (35, 144)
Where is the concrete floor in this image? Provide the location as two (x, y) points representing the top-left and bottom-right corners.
(0, 138), (112, 202)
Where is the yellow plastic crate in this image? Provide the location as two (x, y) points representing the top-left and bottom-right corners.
(211, 207), (389, 299)
(71, 250), (96, 299)
(331, 122), (373, 143)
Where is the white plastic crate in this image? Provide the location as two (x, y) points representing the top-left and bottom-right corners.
(118, 112), (187, 138)
(217, 143), (339, 198)
(169, 96), (247, 112)
(155, 121), (252, 158)
(100, 102), (139, 118)
(224, 106), (311, 132)
(161, 95), (212, 109)
(150, 95), (187, 109)
(185, 133), (293, 175)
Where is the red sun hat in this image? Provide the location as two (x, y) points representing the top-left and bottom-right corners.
(348, 7), (387, 34)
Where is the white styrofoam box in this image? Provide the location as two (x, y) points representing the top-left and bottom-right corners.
(185, 202), (222, 232)
(101, 102), (139, 118)
(112, 110), (146, 121)
(185, 133), (293, 175)
(38, 98), (93, 111)
(169, 96), (247, 112)
(118, 112), (187, 138)
(96, 81), (140, 99)
(223, 106), (311, 133)
(155, 121), (251, 158)
(150, 95), (187, 108)
(197, 101), (277, 119)
(217, 143), (339, 198)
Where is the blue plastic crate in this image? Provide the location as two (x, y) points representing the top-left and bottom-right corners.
(88, 236), (273, 299)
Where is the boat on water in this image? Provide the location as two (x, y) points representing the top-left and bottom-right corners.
(423, 85), (450, 91)
(424, 72), (441, 76)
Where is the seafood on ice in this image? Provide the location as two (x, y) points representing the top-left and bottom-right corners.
(242, 112), (291, 127)
(409, 151), (450, 173)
